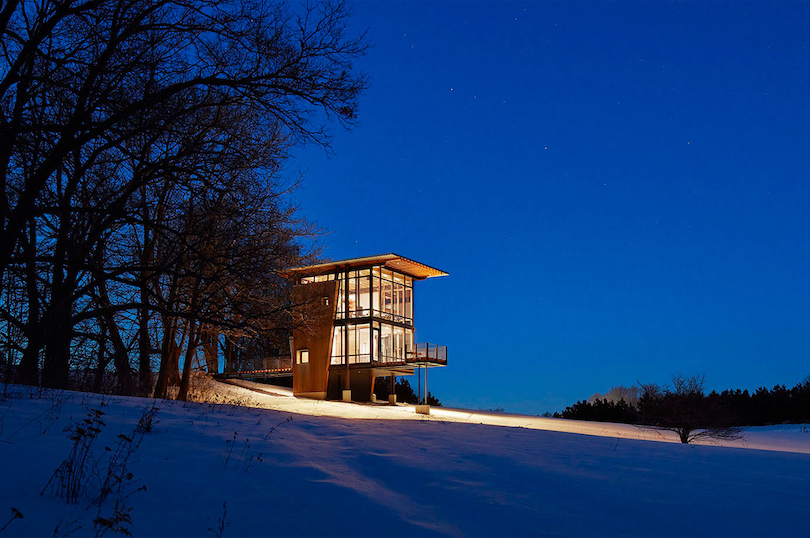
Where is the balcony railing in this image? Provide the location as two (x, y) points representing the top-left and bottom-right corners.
(327, 343), (448, 367)
(408, 343), (447, 365)
(219, 356), (292, 378)
(335, 308), (413, 325)
(263, 357), (293, 371)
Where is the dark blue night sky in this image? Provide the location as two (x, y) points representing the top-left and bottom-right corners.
(293, 1), (810, 414)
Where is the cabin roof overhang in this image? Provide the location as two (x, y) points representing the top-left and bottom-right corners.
(285, 253), (448, 281)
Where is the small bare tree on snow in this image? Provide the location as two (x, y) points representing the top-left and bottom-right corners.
(639, 373), (744, 444)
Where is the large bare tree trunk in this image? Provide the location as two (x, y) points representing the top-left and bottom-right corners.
(223, 336), (234, 374)
(41, 299), (72, 389)
(177, 321), (201, 401)
(202, 326), (219, 374)
(107, 313), (133, 395)
(92, 322), (110, 393)
(41, 167), (74, 390)
(154, 317), (186, 399)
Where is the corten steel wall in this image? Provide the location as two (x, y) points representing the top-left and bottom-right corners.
(291, 280), (338, 399)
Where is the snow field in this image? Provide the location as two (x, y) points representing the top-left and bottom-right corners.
(222, 378), (810, 455)
(1, 384), (809, 537)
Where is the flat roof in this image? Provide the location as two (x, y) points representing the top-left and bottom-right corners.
(286, 253), (448, 280)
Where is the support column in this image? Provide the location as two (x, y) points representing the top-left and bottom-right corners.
(389, 374), (397, 404)
(425, 363), (428, 404)
(342, 270), (351, 401)
(416, 364), (430, 415)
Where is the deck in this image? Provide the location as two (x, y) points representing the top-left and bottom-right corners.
(216, 343), (447, 380)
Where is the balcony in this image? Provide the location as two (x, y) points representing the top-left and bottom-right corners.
(406, 343), (447, 366)
(327, 343), (448, 368)
(336, 308), (414, 326)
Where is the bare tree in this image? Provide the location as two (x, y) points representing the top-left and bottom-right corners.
(589, 385), (639, 407)
(0, 0), (366, 390)
(639, 373), (744, 444)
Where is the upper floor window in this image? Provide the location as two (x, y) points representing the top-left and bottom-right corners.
(308, 266), (414, 326)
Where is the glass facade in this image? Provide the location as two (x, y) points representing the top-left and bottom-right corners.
(302, 268), (413, 324)
(302, 266), (415, 365)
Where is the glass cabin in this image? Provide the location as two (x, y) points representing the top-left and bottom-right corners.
(287, 254), (448, 401)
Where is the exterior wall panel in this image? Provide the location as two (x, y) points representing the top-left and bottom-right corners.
(291, 280), (338, 399)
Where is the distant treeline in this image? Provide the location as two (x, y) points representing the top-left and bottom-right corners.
(559, 377), (810, 428)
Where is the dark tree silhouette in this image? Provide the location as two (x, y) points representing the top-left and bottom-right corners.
(0, 0), (366, 392)
(637, 374), (744, 444)
(561, 398), (639, 424)
(374, 378), (441, 406)
(562, 375), (810, 434)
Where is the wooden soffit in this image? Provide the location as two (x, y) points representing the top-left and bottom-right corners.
(286, 253), (448, 281)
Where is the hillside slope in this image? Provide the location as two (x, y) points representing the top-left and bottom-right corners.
(1, 385), (809, 537)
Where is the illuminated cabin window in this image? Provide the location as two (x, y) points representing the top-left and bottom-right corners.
(307, 266), (413, 326)
(376, 323), (413, 363)
(331, 326), (347, 364)
(331, 327), (344, 365)
(344, 325), (371, 364)
(330, 324), (375, 364)
(300, 274), (334, 284)
(297, 349), (309, 364)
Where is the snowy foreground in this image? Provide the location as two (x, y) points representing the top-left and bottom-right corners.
(1, 382), (810, 537)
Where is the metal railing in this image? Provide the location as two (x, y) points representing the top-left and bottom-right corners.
(262, 357), (293, 371)
(335, 308), (413, 325)
(223, 356), (293, 377)
(409, 343), (447, 364)
(326, 344), (448, 368)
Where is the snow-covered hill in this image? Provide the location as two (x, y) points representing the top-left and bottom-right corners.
(221, 378), (810, 454)
(1, 382), (809, 537)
